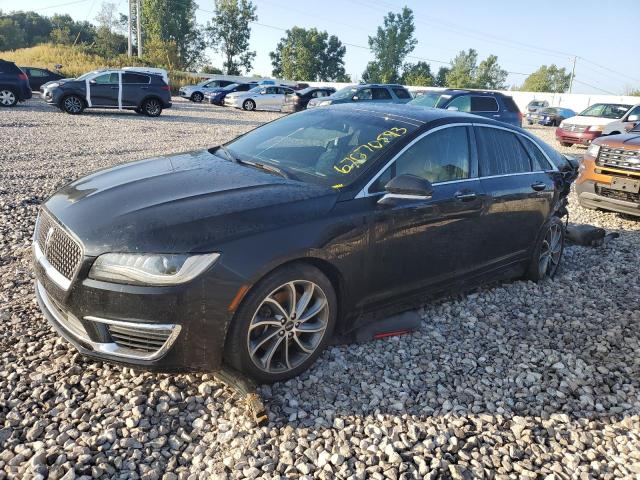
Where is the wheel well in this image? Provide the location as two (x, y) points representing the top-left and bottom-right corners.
(609, 131), (620, 135)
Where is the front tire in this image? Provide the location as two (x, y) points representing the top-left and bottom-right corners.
(191, 92), (203, 102)
(61, 95), (84, 114)
(224, 264), (337, 383)
(526, 217), (565, 281)
(242, 99), (256, 111)
(141, 98), (162, 117)
(0, 89), (17, 107)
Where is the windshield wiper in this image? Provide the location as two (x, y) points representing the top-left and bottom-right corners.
(237, 158), (293, 179)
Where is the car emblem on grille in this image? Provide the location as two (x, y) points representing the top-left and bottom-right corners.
(44, 227), (54, 255)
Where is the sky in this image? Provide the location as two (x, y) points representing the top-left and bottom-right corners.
(3, 0), (640, 95)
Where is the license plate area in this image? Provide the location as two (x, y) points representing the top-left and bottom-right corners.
(610, 177), (640, 193)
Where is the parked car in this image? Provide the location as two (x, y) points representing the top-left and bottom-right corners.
(526, 99), (549, 114)
(556, 103), (633, 146)
(281, 87), (336, 113)
(224, 85), (294, 111)
(179, 79), (235, 102)
(44, 69), (172, 116)
(204, 82), (258, 106)
(527, 107), (576, 126)
(602, 103), (640, 135)
(33, 103), (577, 383)
(306, 84), (412, 108)
(576, 124), (640, 217)
(409, 89), (522, 127)
(0, 59), (32, 107)
(20, 66), (64, 91)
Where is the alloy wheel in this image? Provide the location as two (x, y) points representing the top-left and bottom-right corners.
(63, 96), (82, 113)
(247, 280), (329, 374)
(192, 92), (203, 102)
(538, 223), (562, 278)
(0, 89), (16, 106)
(145, 99), (161, 116)
(243, 100), (255, 111)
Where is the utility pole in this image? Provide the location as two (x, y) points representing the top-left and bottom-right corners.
(127, 0), (132, 56)
(568, 56), (576, 93)
(136, 0), (142, 58)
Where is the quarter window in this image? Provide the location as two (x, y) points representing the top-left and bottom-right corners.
(476, 127), (532, 176)
(470, 96), (499, 112)
(122, 73), (150, 84)
(519, 136), (550, 171)
(392, 87), (411, 99)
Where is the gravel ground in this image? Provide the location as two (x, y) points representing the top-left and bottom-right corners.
(1, 97), (639, 479)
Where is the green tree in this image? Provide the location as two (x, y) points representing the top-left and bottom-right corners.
(626, 88), (640, 96)
(270, 27), (347, 81)
(92, 3), (127, 56)
(0, 18), (26, 51)
(520, 64), (572, 93)
(475, 54), (507, 89)
(49, 14), (96, 45)
(207, 0), (257, 75)
(446, 49), (477, 88)
(141, 0), (204, 69)
(202, 65), (223, 74)
(401, 61), (434, 86)
(362, 7), (416, 83)
(3, 11), (52, 47)
(434, 66), (449, 87)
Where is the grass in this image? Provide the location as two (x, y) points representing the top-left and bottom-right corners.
(1, 44), (208, 93)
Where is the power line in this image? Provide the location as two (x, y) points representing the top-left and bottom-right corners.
(32, 0), (92, 11)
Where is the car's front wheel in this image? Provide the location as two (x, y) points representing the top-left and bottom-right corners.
(191, 92), (203, 102)
(526, 217), (565, 281)
(242, 99), (256, 111)
(0, 89), (17, 107)
(61, 95), (84, 114)
(141, 98), (162, 117)
(224, 264), (337, 383)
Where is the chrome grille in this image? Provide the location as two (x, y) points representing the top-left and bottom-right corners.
(562, 124), (587, 133)
(596, 146), (640, 172)
(36, 211), (83, 280)
(107, 324), (172, 353)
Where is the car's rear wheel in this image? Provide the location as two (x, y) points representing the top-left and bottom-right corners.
(191, 92), (203, 102)
(0, 89), (17, 107)
(142, 98), (162, 117)
(224, 264), (337, 383)
(242, 99), (256, 111)
(526, 217), (565, 281)
(61, 95), (84, 114)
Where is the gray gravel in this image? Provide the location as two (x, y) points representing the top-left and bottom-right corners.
(1, 97), (639, 479)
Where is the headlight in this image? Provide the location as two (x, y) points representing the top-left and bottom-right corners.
(89, 253), (220, 286)
(318, 100), (332, 106)
(588, 125), (603, 132)
(586, 143), (601, 158)
(47, 82), (59, 89)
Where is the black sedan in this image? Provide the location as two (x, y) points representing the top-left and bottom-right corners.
(282, 87), (336, 113)
(33, 104), (576, 383)
(20, 66), (64, 91)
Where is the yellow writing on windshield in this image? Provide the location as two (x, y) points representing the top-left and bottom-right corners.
(334, 127), (408, 174)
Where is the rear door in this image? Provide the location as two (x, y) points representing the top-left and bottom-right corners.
(474, 124), (555, 267)
(89, 72), (119, 107)
(121, 72), (150, 107)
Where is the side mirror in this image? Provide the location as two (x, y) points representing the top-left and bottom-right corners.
(352, 95), (359, 101)
(260, 89), (267, 94)
(447, 106), (459, 111)
(628, 114), (639, 122)
(378, 174), (434, 206)
(89, 79), (97, 84)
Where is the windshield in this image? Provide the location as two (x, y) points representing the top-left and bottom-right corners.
(223, 83), (239, 90)
(331, 86), (358, 99)
(75, 70), (100, 81)
(409, 93), (449, 108)
(223, 108), (420, 187)
(578, 103), (632, 119)
(530, 101), (545, 107)
(541, 108), (557, 114)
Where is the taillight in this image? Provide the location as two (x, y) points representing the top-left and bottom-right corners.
(161, 85), (170, 91)
(18, 73), (28, 81)
(517, 111), (523, 124)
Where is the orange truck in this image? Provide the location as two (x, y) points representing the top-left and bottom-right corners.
(576, 125), (640, 217)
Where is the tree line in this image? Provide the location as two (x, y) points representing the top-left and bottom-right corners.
(1, 2), (576, 92)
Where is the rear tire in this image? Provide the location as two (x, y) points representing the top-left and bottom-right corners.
(141, 98), (162, 117)
(526, 217), (565, 281)
(191, 92), (203, 102)
(0, 89), (17, 107)
(61, 95), (84, 114)
(224, 263), (337, 383)
(242, 99), (256, 111)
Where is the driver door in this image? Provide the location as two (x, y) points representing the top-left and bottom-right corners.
(89, 72), (120, 107)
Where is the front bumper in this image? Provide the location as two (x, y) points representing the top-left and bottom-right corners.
(556, 128), (601, 145)
(224, 97), (242, 108)
(576, 180), (640, 216)
(178, 90), (192, 99)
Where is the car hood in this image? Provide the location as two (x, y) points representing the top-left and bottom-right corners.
(595, 132), (640, 148)
(43, 150), (338, 255)
(562, 115), (619, 127)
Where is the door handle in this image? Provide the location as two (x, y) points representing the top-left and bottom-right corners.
(531, 182), (546, 191)
(140, 86), (149, 90)
(110, 86), (118, 89)
(455, 191), (477, 201)
(493, 114), (501, 117)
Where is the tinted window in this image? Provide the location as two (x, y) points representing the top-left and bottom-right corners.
(372, 88), (392, 100)
(357, 88), (373, 100)
(371, 126), (470, 192)
(392, 87), (411, 99)
(265, 87), (277, 94)
(93, 73), (119, 84)
(29, 68), (47, 77)
(579, 103), (631, 119)
(447, 95), (471, 112)
(471, 96), (499, 112)
(237, 84), (252, 91)
(519, 136), (549, 171)
(476, 127), (532, 176)
(0, 62), (21, 74)
(122, 73), (150, 84)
